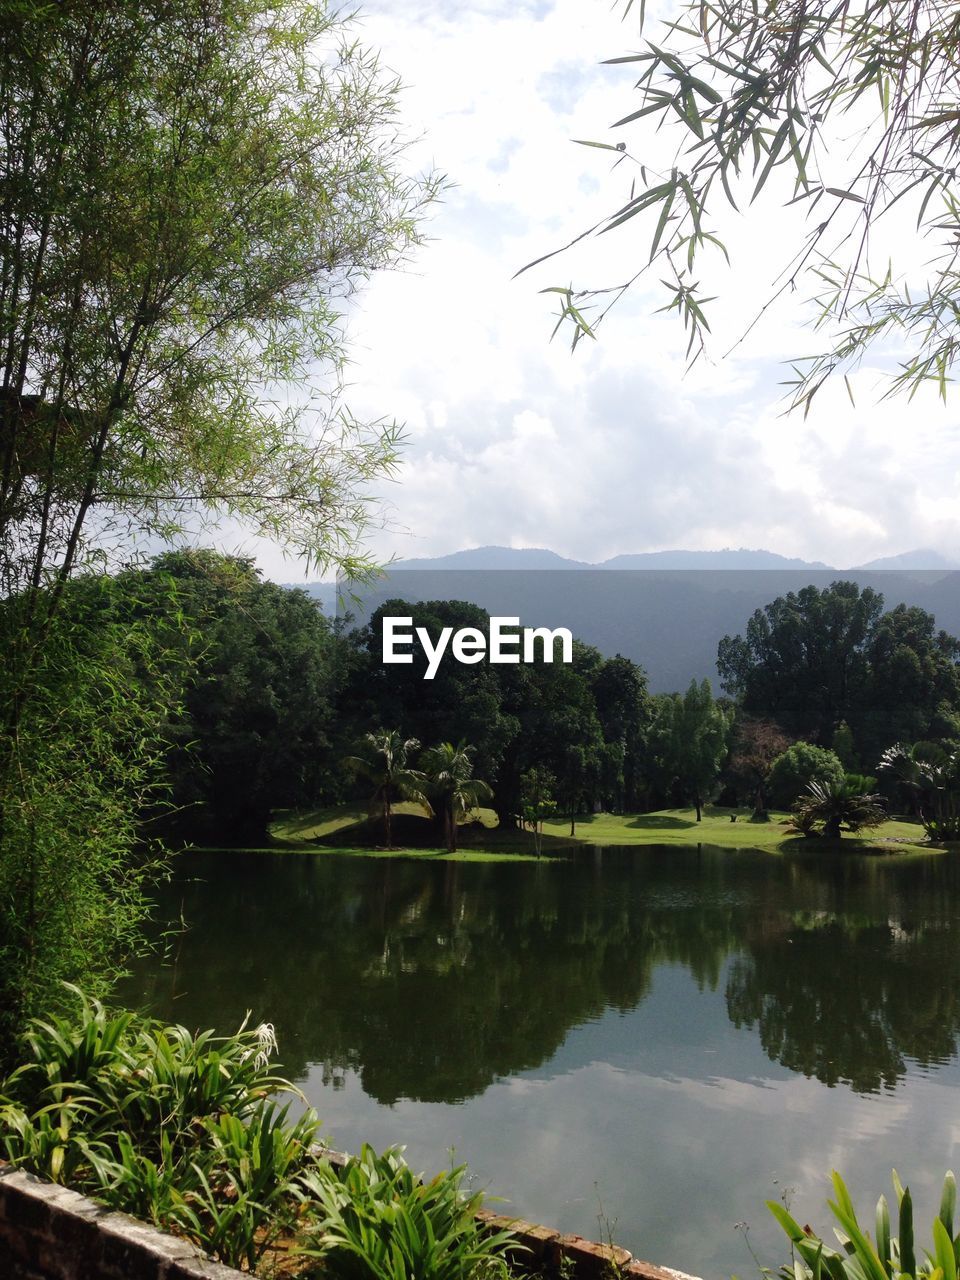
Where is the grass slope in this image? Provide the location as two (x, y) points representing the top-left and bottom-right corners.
(268, 803), (932, 858)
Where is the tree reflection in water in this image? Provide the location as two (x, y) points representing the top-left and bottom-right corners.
(122, 845), (960, 1102)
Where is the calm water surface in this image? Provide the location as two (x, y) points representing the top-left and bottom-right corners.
(119, 844), (960, 1279)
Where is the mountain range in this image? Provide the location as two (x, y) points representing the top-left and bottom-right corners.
(365, 545), (960, 572)
(288, 547), (960, 692)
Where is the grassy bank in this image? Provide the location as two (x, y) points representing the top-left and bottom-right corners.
(267, 803), (933, 857)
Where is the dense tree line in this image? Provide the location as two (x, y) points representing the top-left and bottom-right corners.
(340, 599), (653, 829)
(65, 560), (960, 847)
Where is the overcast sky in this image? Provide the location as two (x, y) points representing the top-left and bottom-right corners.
(228, 0), (960, 581)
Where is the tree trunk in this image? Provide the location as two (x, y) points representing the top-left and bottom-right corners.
(569, 816), (576, 837)
(823, 814), (842, 839)
(753, 782), (767, 819)
(695, 795), (702, 822)
(447, 801), (457, 853)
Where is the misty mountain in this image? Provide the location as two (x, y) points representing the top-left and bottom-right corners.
(287, 548), (960, 692)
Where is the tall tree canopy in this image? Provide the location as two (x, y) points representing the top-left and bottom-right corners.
(527, 1), (960, 408)
(717, 581), (960, 756)
(338, 601), (651, 823)
(128, 551), (339, 843)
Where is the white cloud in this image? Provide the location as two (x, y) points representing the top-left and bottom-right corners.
(228, 0), (960, 581)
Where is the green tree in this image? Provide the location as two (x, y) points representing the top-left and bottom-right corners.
(0, 576), (186, 1040)
(420, 742), (493, 853)
(519, 767), (557, 857)
(651, 680), (731, 821)
(767, 741), (846, 811)
(557, 744), (592, 836)
(718, 583), (960, 755)
(590, 654), (651, 810)
(346, 601), (520, 796)
(343, 731), (431, 850)
(858, 605), (960, 761)
(831, 721), (858, 770)
(499, 642), (607, 825)
(718, 582), (880, 745)
(527, 1), (960, 408)
(343, 606), (644, 827)
(132, 551), (338, 843)
(0, 0), (435, 1024)
(0, 0), (436, 616)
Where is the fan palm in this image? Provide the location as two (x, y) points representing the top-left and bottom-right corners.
(878, 741), (960, 840)
(791, 773), (885, 841)
(420, 742), (493, 853)
(342, 731), (431, 849)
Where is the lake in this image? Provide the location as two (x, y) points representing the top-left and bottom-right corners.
(119, 844), (960, 1279)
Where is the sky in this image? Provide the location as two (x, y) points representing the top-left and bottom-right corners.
(220, 0), (960, 581)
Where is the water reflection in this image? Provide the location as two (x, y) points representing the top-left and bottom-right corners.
(120, 845), (960, 1277)
(126, 845), (960, 1102)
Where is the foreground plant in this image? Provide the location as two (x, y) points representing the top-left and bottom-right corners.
(769, 1170), (960, 1280)
(297, 1144), (519, 1280)
(0, 992), (518, 1277)
(0, 991), (320, 1270)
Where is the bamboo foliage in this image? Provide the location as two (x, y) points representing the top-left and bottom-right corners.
(523, 1), (960, 409)
(0, 0), (440, 616)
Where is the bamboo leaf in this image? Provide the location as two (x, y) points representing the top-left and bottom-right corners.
(572, 139), (627, 152)
(753, 118), (792, 200)
(825, 187), (866, 202)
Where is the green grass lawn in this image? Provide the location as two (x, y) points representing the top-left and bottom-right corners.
(540, 806), (930, 852)
(266, 802), (934, 858)
(270, 801), (498, 842)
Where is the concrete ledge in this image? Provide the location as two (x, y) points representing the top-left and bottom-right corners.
(0, 1153), (703, 1280)
(474, 1208), (700, 1280)
(0, 1166), (245, 1280)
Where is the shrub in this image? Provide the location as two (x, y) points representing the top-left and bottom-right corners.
(768, 744), (846, 809)
(790, 774), (886, 840)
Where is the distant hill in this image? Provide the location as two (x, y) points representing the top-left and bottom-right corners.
(853, 549), (960, 571)
(386, 546), (592, 571)
(387, 546), (834, 572)
(598, 549), (833, 570)
(287, 547), (960, 692)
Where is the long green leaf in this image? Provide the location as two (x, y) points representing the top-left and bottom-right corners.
(900, 1187), (916, 1278)
(935, 1218), (958, 1280)
(940, 1173), (957, 1239)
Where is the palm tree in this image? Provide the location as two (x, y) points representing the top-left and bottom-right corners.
(420, 742), (493, 853)
(790, 773), (885, 840)
(342, 731), (431, 849)
(878, 741), (960, 840)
